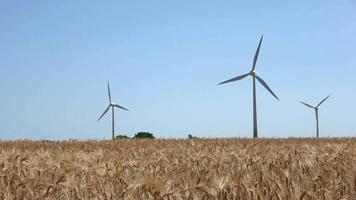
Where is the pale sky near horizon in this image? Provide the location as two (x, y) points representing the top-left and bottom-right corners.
(0, 1), (356, 140)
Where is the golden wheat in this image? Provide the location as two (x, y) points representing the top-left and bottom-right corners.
(0, 138), (355, 199)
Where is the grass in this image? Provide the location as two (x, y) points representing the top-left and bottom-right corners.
(0, 138), (355, 199)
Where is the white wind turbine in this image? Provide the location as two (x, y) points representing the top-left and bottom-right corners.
(98, 82), (129, 140)
(300, 95), (330, 138)
(218, 35), (279, 138)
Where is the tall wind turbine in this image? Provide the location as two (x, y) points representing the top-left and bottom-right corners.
(218, 35), (279, 138)
(300, 95), (330, 138)
(98, 82), (129, 140)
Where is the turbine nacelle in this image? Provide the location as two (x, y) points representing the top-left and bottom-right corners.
(250, 70), (257, 77)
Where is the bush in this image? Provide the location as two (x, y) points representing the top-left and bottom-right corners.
(133, 132), (155, 139)
(188, 134), (198, 139)
(115, 135), (130, 139)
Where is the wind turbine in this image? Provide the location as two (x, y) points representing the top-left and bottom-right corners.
(300, 95), (330, 138)
(218, 35), (279, 138)
(98, 82), (129, 140)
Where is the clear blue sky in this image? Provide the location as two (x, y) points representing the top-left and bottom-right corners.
(1, 1), (355, 140)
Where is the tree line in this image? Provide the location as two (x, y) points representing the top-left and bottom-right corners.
(116, 132), (199, 140)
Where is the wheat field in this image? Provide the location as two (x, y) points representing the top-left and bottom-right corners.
(0, 138), (355, 199)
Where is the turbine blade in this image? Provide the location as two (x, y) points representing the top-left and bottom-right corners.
(218, 73), (249, 85)
(113, 104), (129, 111)
(317, 95), (330, 108)
(98, 105), (111, 121)
(255, 75), (279, 100)
(107, 82), (112, 103)
(300, 101), (315, 109)
(252, 35), (263, 71)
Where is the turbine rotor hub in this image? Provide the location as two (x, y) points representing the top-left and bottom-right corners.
(250, 70), (257, 76)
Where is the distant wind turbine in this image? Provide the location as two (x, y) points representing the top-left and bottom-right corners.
(300, 95), (330, 138)
(218, 35), (279, 138)
(98, 82), (129, 140)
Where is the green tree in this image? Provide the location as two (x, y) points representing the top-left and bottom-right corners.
(115, 135), (130, 139)
(188, 134), (198, 139)
(134, 132), (155, 139)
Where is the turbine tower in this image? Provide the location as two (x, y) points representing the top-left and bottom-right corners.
(98, 82), (129, 140)
(218, 35), (279, 138)
(300, 95), (330, 138)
